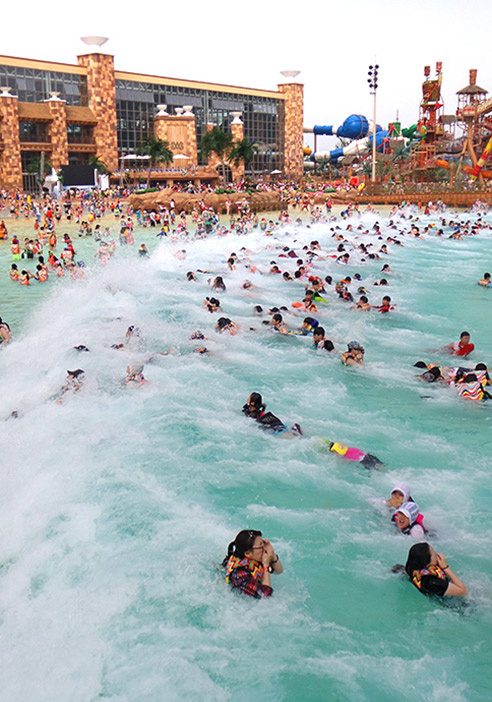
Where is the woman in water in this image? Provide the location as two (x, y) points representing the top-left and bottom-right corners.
(222, 529), (283, 599)
(404, 542), (468, 597)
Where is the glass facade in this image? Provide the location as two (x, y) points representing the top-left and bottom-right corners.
(115, 80), (282, 171)
(0, 59), (286, 176)
(0, 64), (87, 105)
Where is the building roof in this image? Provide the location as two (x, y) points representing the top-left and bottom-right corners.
(17, 102), (52, 120)
(0, 54), (285, 101)
(457, 84), (488, 95)
(65, 106), (97, 123)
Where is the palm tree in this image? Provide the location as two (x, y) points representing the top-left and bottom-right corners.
(27, 152), (52, 192)
(88, 155), (112, 175)
(138, 136), (174, 188)
(228, 137), (258, 176)
(199, 127), (233, 181)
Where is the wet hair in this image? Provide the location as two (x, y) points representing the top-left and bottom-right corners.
(325, 276), (333, 285)
(359, 295), (368, 303)
(314, 326), (325, 337)
(414, 361), (428, 369)
(190, 330), (205, 340)
(463, 373), (477, 383)
(422, 367), (442, 382)
(294, 271), (302, 279)
(212, 276), (226, 290)
(67, 368), (84, 378)
(323, 339), (335, 352)
(248, 392), (263, 407)
(272, 313), (283, 324)
(475, 363), (488, 371)
(382, 296), (391, 304)
(216, 317), (232, 330)
(460, 331), (470, 339)
(74, 345), (90, 352)
(253, 305), (263, 314)
(186, 271), (196, 281)
(304, 317), (314, 326)
(405, 542), (431, 577)
(221, 529), (262, 567)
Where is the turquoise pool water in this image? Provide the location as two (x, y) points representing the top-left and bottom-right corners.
(0, 207), (491, 702)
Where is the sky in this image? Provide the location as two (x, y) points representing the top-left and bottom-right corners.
(2, 0), (491, 152)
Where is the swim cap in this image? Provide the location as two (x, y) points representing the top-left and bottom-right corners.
(396, 501), (419, 525)
(391, 482), (410, 502)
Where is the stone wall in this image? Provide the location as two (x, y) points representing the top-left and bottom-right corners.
(230, 120), (245, 182)
(154, 114), (198, 166)
(0, 94), (22, 189)
(128, 189), (282, 214)
(77, 53), (118, 171)
(278, 83), (304, 178)
(47, 98), (68, 169)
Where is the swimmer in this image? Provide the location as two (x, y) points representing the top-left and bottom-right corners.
(73, 345), (90, 352)
(270, 313), (288, 334)
(216, 317), (238, 334)
(323, 440), (383, 470)
(138, 244), (148, 256)
(312, 327), (326, 349)
(211, 276), (226, 291)
(222, 529), (283, 599)
(204, 296), (221, 313)
(242, 392), (302, 437)
(442, 331), (474, 358)
(341, 341), (365, 366)
(0, 318), (12, 346)
(186, 271), (197, 281)
(418, 366), (443, 383)
(56, 369), (85, 403)
(401, 542), (468, 597)
(125, 363), (149, 386)
(457, 373), (492, 401)
(385, 482), (412, 508)
(478, 272), (491, 287)
(373, 295), (393, 313)
(394, 502), (426, 538)
(352, 295), (370, 311)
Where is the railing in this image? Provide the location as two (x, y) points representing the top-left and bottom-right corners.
(67, 135), (95, 144)
(19, 133), (50, 143)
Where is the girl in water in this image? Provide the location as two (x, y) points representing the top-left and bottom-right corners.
(403, 542), (467, 597)
(222, 529), (283, 599)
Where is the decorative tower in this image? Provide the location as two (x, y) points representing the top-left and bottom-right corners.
(278, 71), (304, 178)
(77, 37), (118, 171)
(0, 86), (22, 189)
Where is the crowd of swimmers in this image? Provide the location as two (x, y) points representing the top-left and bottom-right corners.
(2, 192), (490, 604)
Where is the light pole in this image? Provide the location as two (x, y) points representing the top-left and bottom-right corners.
(367, 64), (379, 183)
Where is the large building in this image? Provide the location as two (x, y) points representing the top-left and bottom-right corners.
(0, 44), (304, 190)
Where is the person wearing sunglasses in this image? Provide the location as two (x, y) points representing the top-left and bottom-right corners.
(222, 530), (283, 599)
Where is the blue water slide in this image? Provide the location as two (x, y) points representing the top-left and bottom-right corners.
(313, 114), (370, 140)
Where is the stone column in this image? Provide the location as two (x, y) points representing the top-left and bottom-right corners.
(0, 87), (22, 190)
(278, 82), (304, 178)
(77, 52), (118, 171)
(230, 112), (244, 182)
(182, 107), (198, 166)
(46, 93), (68, 169)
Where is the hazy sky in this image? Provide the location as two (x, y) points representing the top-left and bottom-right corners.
(3, 0), (491, 151)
